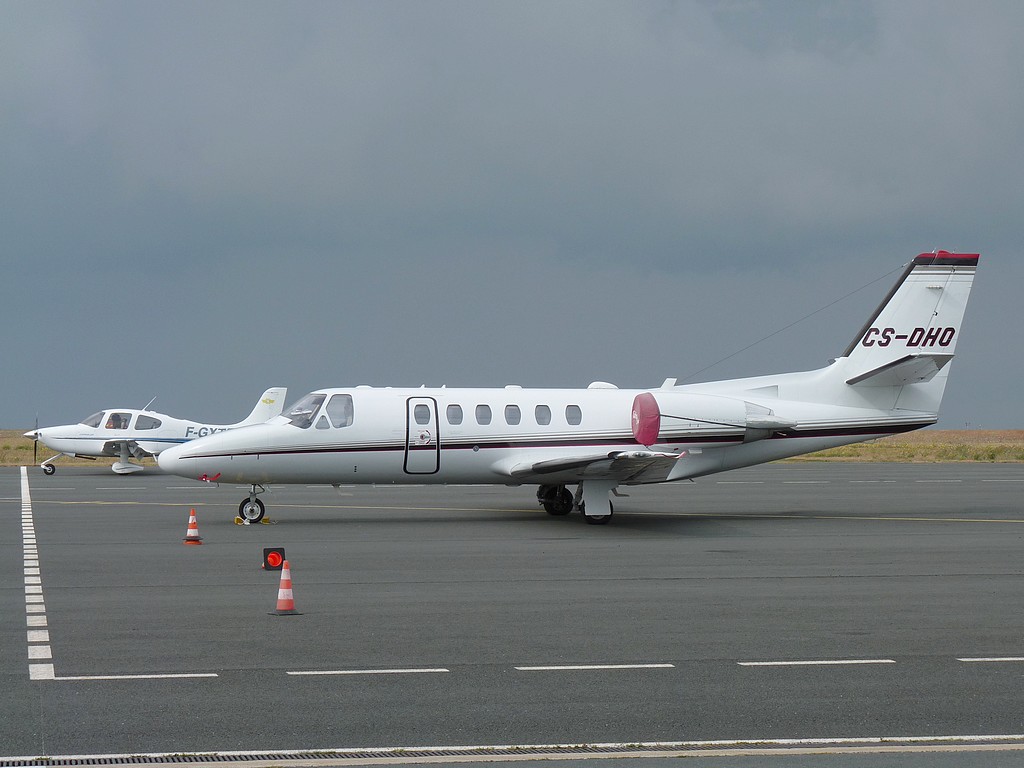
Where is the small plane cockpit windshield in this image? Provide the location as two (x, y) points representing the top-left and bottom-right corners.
(283, 393), (326, 429)
(80, 412), (105, 428)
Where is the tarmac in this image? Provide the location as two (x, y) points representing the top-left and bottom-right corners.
(2, 462), (1023, 766)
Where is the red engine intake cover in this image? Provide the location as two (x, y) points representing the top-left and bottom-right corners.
(631, 392), (661, 446)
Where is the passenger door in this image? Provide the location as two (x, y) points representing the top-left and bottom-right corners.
(404, 397), (439, 474)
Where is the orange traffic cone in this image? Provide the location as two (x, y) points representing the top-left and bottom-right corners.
(183, 508), (203, 545)
(269, 560), (301, 615)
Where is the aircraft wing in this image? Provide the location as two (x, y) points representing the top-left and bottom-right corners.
(101, 440), (154, 459)
(507, 450), (682, 485)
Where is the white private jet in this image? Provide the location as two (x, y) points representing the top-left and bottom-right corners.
(26, 387), (287, 475)
(159, 252), (978, 525)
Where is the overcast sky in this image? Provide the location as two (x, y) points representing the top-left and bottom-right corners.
(3, 1), (1020, 431)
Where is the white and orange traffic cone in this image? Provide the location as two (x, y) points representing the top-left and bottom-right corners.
(183, 508), (203, 545)
(269, 560), (301, 615)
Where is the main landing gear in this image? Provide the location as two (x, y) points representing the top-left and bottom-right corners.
(537, 483), (614, 525)
(238, 484), (267, 523)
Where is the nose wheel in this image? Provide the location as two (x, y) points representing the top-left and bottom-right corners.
(237, 484), (267, 523)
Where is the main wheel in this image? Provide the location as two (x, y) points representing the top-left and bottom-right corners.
(42, 464), (56, 476)
(582, 500), (614, 525)
(539, 485), (573, 515)
(238, 498), (266, 523)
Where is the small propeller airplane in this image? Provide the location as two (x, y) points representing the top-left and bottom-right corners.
(26, 387), (287, 475)
(158, 252), (978, 525)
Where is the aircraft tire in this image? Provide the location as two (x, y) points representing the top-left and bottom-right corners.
(539, 485), (573, 515)
(238, 498), (266, 523)
(42, 464), (56, 476)
(581, 500), (614, 525)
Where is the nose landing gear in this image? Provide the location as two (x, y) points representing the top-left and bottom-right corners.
(237, 484), (267, 523)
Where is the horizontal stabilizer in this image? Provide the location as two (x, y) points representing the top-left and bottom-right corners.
(846, 353), (954, 387)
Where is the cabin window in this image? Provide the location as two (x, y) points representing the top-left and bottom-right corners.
(505, 405), (521, 425)
(414, 404), (431, 425)
(535, 405), (551, 425)
(475, 404), (492, 425)
(565, 405), (582, 425)
(283, 393), (326, 429)
(136, 415), (162, 430)
(105, 412), (131, 430)
(80, 412), (104, 428)
(446, 404), (463, 425)
(316, 415), (330, 429)
(325, 394), (354, 427)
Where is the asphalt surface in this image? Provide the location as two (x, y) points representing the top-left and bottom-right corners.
(2, 462), (1024, 765)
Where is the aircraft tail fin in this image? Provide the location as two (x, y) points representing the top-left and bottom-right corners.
(236, 387), (288, 426)
(837, 251), (978, 413)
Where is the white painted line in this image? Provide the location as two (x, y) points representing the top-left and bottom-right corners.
(287, 668), (450, 676)
(12, 734), (1024, 763)
(981, 479), (1024, 483)
(716, 481), (764, 484)
(25, 575), (41, 583)
(515, 663), (675, 671)
(27, 630), (49, 643)
(96, 486), (147, 490)
(738, 659), (896, 667)
(54, 673), (219, 681)
(26, 604), (46, 613)
(782, 481), (830, 484)
(27, 616), (47, 627)
(25, 568), (40, 576)
(25, 585), (43, 594)
(29, 664), (55, 681)
(958, 657), (1024, 663)
(28, 645), (52, 660)
(915, 479), (963, 483)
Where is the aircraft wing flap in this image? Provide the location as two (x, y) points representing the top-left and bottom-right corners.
(508, 450), (681, 484)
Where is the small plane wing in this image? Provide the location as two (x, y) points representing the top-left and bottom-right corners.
(101, 440), (153, 459)
(508, 450), (682, 484)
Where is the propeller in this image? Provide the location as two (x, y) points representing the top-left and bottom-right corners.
(32, 414), (38, 464)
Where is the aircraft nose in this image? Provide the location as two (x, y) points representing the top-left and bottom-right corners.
(157, 444), (194, 476)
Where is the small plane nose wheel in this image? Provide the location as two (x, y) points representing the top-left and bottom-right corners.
(238, 484), (266, 523)
(42, 463), (56, 476)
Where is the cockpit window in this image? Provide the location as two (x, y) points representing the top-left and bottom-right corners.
(283, 393), (326, 429)
(325, 394), (354, 428)
(80, 412), (104, 428)
(105, 412), (131, 430)
(136, 415), (162, 430)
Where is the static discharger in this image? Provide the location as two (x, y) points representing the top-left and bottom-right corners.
(270, 560), (301, 616)
(182, 508), (202, 545)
